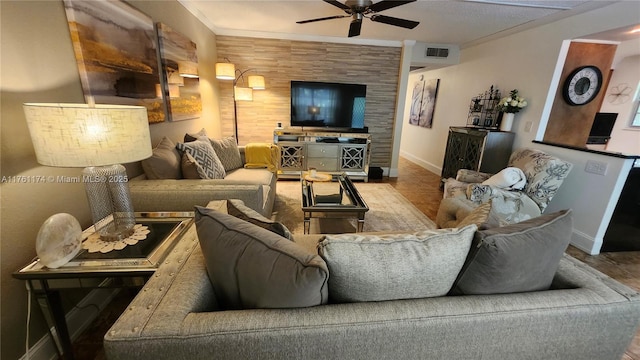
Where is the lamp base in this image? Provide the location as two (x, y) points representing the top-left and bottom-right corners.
(83, 164), (136, 242)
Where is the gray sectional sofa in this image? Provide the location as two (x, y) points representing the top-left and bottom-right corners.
(129, 138), (276, 217)
(104, 202), (640, 360)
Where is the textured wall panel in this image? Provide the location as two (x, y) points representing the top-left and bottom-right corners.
(216, 36), (401, 168)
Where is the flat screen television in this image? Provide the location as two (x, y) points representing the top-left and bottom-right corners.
(589, 112), (618, 137)
(290, 80), (366, 129)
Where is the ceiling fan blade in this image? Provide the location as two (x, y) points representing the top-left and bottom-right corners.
(370, 14), (419, 29)
(297, 15), (349, 24)
(323, 0), (351, 11)
(368, 0), (416, 13)
(348, 19), (362, 37)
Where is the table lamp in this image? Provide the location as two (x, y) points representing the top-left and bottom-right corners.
(23, 103), (152, 242)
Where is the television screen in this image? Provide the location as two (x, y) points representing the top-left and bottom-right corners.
(589, 112), (618, 137)
(290, 81), (366, 129)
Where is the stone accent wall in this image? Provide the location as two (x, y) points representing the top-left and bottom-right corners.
(216, 36), (401, 168)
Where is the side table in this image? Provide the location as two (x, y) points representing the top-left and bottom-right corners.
(13, 211), (194, 360)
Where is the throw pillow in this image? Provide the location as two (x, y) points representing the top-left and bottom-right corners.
(451, 209), (573, 295)
(317, 225), (476, 303)
(456, 200), (503, 230)
(210, 137), (244, 172)
(176, 138), (225, 179)
(184, 128), (207, 142)
(226, 199), (293, 240)
(141, 137), (182, 180)
(181, 152), (203, 179)
(194, 206), (329, 309)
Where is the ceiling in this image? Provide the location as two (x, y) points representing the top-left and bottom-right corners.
(178, 0), (619, 48)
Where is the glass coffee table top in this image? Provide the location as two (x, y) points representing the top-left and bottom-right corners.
(301, 172), (368, 233)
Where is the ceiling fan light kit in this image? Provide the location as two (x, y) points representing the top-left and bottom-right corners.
(297, 0), (419, 38)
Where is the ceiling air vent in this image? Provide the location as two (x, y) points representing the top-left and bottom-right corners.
(426, 47), (449, 58)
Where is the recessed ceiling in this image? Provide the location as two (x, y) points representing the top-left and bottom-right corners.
(179, 0), (616, 47)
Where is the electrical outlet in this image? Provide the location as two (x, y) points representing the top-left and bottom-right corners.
(524, 121), (533, 132)
(585, 160), (608, 175)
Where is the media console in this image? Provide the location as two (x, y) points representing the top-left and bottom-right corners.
(273, 129), (372, 181)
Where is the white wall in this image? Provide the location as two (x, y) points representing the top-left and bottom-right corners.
(398, 1), (640, 254)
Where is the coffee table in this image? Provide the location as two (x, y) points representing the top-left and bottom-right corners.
(301, 172), (369, 234)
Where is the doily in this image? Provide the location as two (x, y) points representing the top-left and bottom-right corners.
(82, 224), (150, 253)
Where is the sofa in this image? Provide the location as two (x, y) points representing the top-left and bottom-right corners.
(128, 136), (278, 217)
(437, 148), (573, 228)
(104, 201), (640, 360)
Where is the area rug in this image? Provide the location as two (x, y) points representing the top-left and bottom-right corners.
(273, 180), (436, 234)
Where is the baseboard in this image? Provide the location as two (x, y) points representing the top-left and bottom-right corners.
(571, 229), (600, 255)
(399, 151), (442, 175)
(20, 288), (119, 360)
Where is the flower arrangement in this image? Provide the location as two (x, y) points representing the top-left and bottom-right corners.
(497, 89), (528, 113)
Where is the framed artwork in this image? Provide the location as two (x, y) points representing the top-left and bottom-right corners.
(156, 23), (202, 121)
(409, 76), (440, 128)
(63, 0), (165, 124)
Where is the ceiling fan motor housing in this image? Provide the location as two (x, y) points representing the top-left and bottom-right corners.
(345, 0), (373, 12)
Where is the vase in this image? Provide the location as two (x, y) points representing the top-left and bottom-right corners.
(500, 113), (515, 132)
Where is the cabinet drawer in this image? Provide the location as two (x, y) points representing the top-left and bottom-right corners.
(306, 158), (338, 171)
(307, 144), (339, 158)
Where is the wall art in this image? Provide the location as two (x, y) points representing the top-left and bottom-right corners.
(156, 23), (202, 121)
(409, 76), (439, 128)
(63, 0), (165, 124)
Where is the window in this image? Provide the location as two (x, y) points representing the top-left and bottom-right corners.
(631, 83), (640, 128)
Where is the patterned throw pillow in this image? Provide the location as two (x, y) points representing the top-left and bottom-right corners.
(210, 137), (243, 172)
(176, 138), (225, 179)
(456, 200), (503, 229)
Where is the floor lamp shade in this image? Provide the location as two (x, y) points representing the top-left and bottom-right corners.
(23, 103), (152, 241)
(215, 62), (236, 80)
(248, 75), (265, 90)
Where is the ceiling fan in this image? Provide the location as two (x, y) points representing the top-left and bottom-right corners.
(296, 0), (419, 38)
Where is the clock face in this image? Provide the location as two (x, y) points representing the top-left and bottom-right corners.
(562, 65), (603, 106)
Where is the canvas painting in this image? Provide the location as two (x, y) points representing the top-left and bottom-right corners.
(63, 0), (165, 124)
(409, 76), (440, 128)
(156, 23), (202, 121)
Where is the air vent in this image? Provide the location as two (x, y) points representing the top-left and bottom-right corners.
(426, 47), (449, 58)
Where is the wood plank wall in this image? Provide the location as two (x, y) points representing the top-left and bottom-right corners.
(216, 36), (402, 168)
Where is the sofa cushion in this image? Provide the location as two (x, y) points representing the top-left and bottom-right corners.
(451, 209), (573, 295)
(176, 138), (226, 179)
(141, 137), (182, 180)
(226, 199), (293, 240)
(317, 225), (476, 302)
(194, 206), (329, 309)
(210, 137), (243, 172)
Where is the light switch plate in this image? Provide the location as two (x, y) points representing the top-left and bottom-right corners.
(585, 160), (608, 175)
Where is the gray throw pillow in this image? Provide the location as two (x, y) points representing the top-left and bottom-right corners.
(451, 209), (573, 295)
(211, 137), (243, 172)
(194, 206), (329, 309)
(141, 137), (182, 179)
(226, 199), (293, 240)
(176, 138), (225, 179)
(317, 225), (476, 303)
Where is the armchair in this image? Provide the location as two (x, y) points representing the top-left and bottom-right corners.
(437, 148), (573, 228)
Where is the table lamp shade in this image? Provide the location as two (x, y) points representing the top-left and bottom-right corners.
(23, 103), (152, 243)
(23, 103), (152, 167)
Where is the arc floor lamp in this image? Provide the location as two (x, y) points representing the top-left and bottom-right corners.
(215, 59), (265, 142)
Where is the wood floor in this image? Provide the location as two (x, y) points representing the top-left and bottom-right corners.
(71, 156), (640, 359)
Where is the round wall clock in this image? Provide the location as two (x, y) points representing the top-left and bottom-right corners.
(562, 65), (603, 106)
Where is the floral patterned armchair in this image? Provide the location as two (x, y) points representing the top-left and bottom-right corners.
(437, 148), (573, 227)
